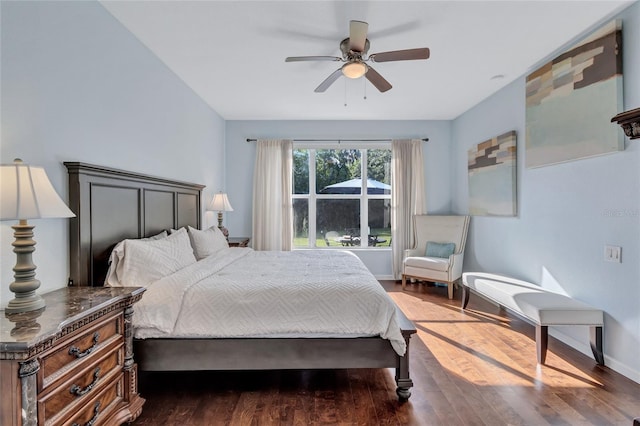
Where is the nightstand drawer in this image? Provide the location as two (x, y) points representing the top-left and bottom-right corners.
(65, 374), (125, 426)
(40, 344), (124, 425)
(41, 312), (123, 390)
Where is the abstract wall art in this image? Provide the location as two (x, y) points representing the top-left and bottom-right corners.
(525, 20), (624, 168)
(468, 131), (517, 217)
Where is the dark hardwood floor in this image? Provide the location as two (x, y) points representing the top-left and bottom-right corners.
(131, 281), (640, 425)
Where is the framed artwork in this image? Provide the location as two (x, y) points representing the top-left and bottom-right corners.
(468, 131), (517, 217)
(525, 20), (624, 168)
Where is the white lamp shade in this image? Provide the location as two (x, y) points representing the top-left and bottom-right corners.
(209, 193), (234, 212)
(1, 160), (75, 220)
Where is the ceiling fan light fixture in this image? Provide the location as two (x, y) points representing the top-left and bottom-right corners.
(342, 62), (368, 79)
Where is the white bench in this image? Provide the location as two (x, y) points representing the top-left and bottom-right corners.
(461, 272), (604, 365)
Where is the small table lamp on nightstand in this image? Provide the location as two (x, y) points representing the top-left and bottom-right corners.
(0, 159), (75, 313)
(209, 192), (234, 238)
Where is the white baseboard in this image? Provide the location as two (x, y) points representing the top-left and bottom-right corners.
(550, 328), (640, 385)
(375, 275), (396, 281)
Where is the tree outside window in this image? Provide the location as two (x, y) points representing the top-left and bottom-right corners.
(293, 146), (391, 248)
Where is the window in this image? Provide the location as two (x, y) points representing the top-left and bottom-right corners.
(293, 145), (392, 248)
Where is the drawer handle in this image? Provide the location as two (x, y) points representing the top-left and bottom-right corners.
(72, 401), (101, 426)
(69, 332), (100, 358)
(70, 367), (100, 397)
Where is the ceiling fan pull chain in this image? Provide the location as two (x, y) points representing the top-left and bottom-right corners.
(364, 78), (367, 100)
(344, 78), (348, 107)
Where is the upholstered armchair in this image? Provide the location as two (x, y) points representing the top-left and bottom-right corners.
(402, 215), (470, 299)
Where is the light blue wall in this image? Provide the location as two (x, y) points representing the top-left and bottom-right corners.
(2, 0), (638, 384)
(0, 1), (226, 305)
(224, 120), (451, 277)
(451, 2), (640, 382)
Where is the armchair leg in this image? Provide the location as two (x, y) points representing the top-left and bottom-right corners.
(402, 274), (407, 290)
(447, 283), (454, 299)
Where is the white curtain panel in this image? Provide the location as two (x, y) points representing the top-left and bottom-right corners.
(252, 139), (293, 251)
(391, 139), (426, 279)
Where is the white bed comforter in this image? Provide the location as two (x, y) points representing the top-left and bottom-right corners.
(133, 248), (406, 356)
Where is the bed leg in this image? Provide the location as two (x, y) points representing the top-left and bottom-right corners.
(461, 285), (470, 309)
(590, 326), (605, 366)
(395, 334), (413, 401)
(536, 325), (548, 364)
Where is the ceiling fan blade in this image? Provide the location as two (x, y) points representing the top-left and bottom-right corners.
(314, 68), (343, 93)
(365, 66), (392, 93)
(285, 56), (342, 62)
(370, 48), (430, 62)
(349, 20), (368, 52)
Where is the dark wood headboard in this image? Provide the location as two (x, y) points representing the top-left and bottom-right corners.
(65, 162), (205, 287)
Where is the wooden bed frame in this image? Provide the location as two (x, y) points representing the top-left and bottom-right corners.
(65, 162), (416, 400)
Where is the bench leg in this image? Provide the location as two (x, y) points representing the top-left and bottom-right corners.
(590, 326), (605, 366)
(536, 325), (548, 364)
(461, 286), (470, 309)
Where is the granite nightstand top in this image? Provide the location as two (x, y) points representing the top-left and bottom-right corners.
(1, 286), (144, 357)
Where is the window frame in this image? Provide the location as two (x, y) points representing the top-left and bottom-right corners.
(292, 142), (392, 249)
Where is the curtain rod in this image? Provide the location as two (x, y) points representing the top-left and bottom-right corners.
(245, 138), (429, 143)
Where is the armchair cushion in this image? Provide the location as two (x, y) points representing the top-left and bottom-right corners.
(425, 241), (456, 258)
(404, 256), (450, 272)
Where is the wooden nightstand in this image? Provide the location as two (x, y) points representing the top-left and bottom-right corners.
(228, 237), (250, 247)
(0, 286), (145, 426)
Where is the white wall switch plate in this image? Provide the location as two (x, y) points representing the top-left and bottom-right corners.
(604, 245), (622, 263)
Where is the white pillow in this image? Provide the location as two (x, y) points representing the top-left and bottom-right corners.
(105, 230), (168, 287)
(113, 228), (196, 287)
(187, 226), (229, 260)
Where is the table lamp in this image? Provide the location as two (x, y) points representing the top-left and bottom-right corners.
(1, 159), (75, 313)
(209, 192), (233, 238)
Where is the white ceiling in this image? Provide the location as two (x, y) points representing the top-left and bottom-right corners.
(100, 1), (632, 121)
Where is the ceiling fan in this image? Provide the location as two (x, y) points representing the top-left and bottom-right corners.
(285, 20), (430, 93)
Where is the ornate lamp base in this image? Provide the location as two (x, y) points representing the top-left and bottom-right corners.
(5, 220), (46, 314)
(6, 293), (45, 314)
(217, 211), (229, 239)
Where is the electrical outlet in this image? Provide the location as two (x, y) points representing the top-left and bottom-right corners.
(604, 245), (622, 263)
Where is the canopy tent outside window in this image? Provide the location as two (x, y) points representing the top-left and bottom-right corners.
(319, 178), (391, 194)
